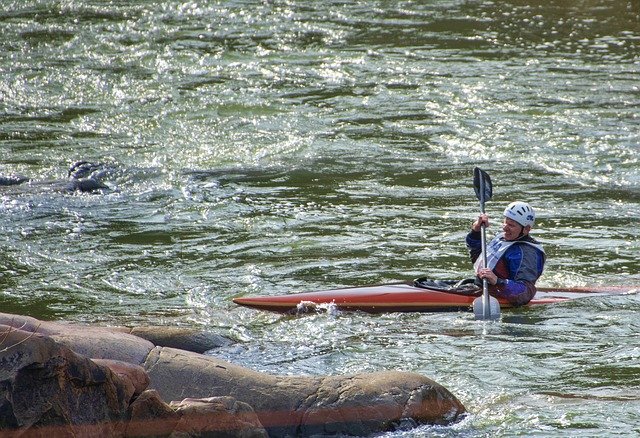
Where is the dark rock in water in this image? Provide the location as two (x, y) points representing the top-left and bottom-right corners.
(0, 175), (29, 186)
(127, 326), (233, 353)
(65, 177), (109, 192)
(0, 161), (111, 193)
(67, 160), (108, 179)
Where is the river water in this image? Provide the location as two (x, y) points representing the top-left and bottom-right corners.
(1, 0), (639, 436)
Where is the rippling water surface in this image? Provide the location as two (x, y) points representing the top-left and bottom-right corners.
(1, 0), (639, 436)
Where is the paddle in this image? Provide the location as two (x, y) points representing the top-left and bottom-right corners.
(472, 167), (501, 320)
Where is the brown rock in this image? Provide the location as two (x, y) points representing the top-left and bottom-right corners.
(0, 325), (130, 436)
(1, 313), (467, 437)
(93, 359), (151, 401)
(0, 313), (56, 335)
(143, 347), (466, 437)
(0, 312), (154, 365)
(126, 389), (180, 437)
(170, 397), (267, 438)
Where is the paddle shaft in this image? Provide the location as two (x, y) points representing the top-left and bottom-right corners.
(480, 215), (491, 319)
(478, 174), (491, 319)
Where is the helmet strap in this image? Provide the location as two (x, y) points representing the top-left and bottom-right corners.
(517, 225), (531, 239)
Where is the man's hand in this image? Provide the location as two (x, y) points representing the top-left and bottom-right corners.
(477, 268), (498, 285)
(472, 213), (489, 232)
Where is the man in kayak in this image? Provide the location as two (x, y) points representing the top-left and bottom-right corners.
(466, 201), (546, 306)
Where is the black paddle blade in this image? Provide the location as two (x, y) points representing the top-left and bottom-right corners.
(473, 167), (493, 204)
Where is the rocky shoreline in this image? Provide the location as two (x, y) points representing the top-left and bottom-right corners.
(1, 312), (466, 437)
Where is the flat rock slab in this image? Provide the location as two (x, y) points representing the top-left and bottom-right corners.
(0, 313), (154, 364)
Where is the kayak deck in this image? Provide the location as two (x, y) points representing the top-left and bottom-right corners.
(233, 282), (639, 314)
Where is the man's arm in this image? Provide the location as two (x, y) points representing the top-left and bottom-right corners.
(465, 230), (482, 264)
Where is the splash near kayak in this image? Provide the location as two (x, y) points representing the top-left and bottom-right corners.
(233, 278), (639, 314)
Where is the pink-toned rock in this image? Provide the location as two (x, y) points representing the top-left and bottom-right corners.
(143, 347), (466, 437)
(93, 359), (150, 402)
(126, 389), (180, 437)
(0, 312), (154, 364)
(1, 326), (264, 438)
(170, 397), (267, 438)
(0, 325), (130, 436)
(1, 313), (467, 437)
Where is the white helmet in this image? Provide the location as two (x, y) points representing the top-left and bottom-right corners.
(504, 201), (535, 227)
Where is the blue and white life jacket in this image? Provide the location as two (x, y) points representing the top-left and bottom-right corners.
(473, 232), (545, 271)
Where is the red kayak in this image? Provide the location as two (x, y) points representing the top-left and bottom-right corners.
(233, 279), (639, 314)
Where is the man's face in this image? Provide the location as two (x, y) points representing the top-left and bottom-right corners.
(503, 217), (525, 241)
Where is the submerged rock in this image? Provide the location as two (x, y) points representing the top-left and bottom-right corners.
(126, 325), (233, 353)
(0, 160), (111, 194)
(0, 175), (29, 186)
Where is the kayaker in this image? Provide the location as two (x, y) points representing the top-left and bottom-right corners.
(466, 201), (546, 306)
